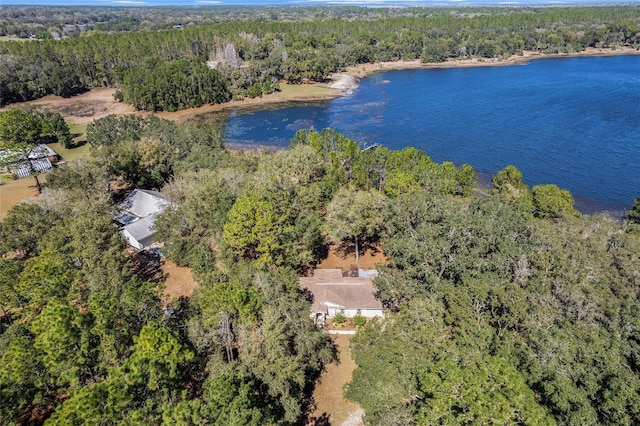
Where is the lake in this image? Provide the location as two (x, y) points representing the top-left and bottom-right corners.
(223, 55), (640, 214)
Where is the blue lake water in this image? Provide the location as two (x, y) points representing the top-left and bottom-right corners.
(223, 55), (640, 214)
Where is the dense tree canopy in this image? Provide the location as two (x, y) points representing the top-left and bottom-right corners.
(324, 186), (387, 264)
(1, 9), (639, 419)
(347, 175), (640, 425)
(1, 6), (639, 109)
(117, 58), (231, 111)
(0, 107), (71, 149)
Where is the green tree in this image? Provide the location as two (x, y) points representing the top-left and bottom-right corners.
(0, 107), (70, 147)
(239, 270), (334, 423)
(45, 159), (110, 201)
(627, 197), (640, 224)
(28, 298), (89, 388)
(531, 183), (581, 219)
(44, 381), (119, 425)
(324, 186), (387, 264)
(415, 356), (555, 425)
(190, 267), (262, 357)
(86, 114), (146, 149)
(223, 194), (292, 268)
(193, 370), (271, 426)
(422, 37), (450, 63)
(492, 165), (531, 205)
(0, 108), (41, 146)
(346, 297), (448, 424)
(0, 203), (59, 258)
(16, 249), (74, 312)
(0, 326), (47, 421)
(222, 183), (319, 270)
(0, 259), (24, 315)
(121, 321), (194, 391)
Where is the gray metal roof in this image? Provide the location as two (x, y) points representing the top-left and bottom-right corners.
(118, 189), (168, 219)
(116, 189), (168, 249)
(123, 215), (156, 247)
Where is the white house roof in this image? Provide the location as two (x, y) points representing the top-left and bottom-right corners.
(122, 215), (156, 248)
(115, 189), (168, 249)
(299, 269), (383, 313)
(115, 189), (168, 222)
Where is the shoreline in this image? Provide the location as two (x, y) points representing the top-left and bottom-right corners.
(2, 47), (638, 126)
(155, 46), (640, 123)
(340, 46), (640, 89)
(2, 47), (636, 217)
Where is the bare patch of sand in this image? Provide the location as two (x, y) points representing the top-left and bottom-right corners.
(0, 175), (45, 219)
(308, 334), (364, 426)
(317, 243), (388, 272)
(4, 87), (137, 126)
(328, 73), (358, 94)
(162, 259), (198, 303)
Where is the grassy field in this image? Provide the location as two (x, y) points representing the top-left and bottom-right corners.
(50, 123), (91, 162)
(0, 37), (30, 42)
(276, 83), (340, 99)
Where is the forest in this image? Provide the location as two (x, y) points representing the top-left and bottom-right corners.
(1, 109), (640, 424)
(1, 4), (640, 425)
(1, 6), (640, 109)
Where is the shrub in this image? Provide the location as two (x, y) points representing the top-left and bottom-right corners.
(353, 314), (366, 327)
(333, 313), (346, 324)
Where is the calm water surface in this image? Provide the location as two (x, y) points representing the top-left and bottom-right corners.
(223, 56), (640, 214)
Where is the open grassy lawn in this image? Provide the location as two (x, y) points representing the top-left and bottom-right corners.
(276, 83), (339, 99)
(68, 122), (87, 139)
(49, 123), (91, 162)
(0, 37), (30, 42)
(50, 141), (91, 162)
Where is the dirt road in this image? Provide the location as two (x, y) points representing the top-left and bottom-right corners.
(308, 334), (364, 426)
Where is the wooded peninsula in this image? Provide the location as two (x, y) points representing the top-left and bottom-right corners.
(1, 5), (640, 426)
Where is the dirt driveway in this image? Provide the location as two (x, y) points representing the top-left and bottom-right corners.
(308, 334), (364, 426)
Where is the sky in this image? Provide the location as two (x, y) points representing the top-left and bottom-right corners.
(1, 0), (638, 6)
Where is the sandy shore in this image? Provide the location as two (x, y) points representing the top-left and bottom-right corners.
(1, 83), (343, 126)
(341, 46), (640, 88)
(2, 46), (638, 126)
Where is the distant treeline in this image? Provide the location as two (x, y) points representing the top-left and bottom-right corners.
(1, 6), (639, 110)
(0, 5), (399, 37)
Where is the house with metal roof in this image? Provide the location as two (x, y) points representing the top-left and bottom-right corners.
(0, 144), (60, 179)
(299, 269), (384, 320)
(114, 189), (168, 250)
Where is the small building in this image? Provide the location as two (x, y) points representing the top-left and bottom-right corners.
(299, 269), (384, 320)
(0, 144), (60, 179)
(114, 189), (168, 250)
